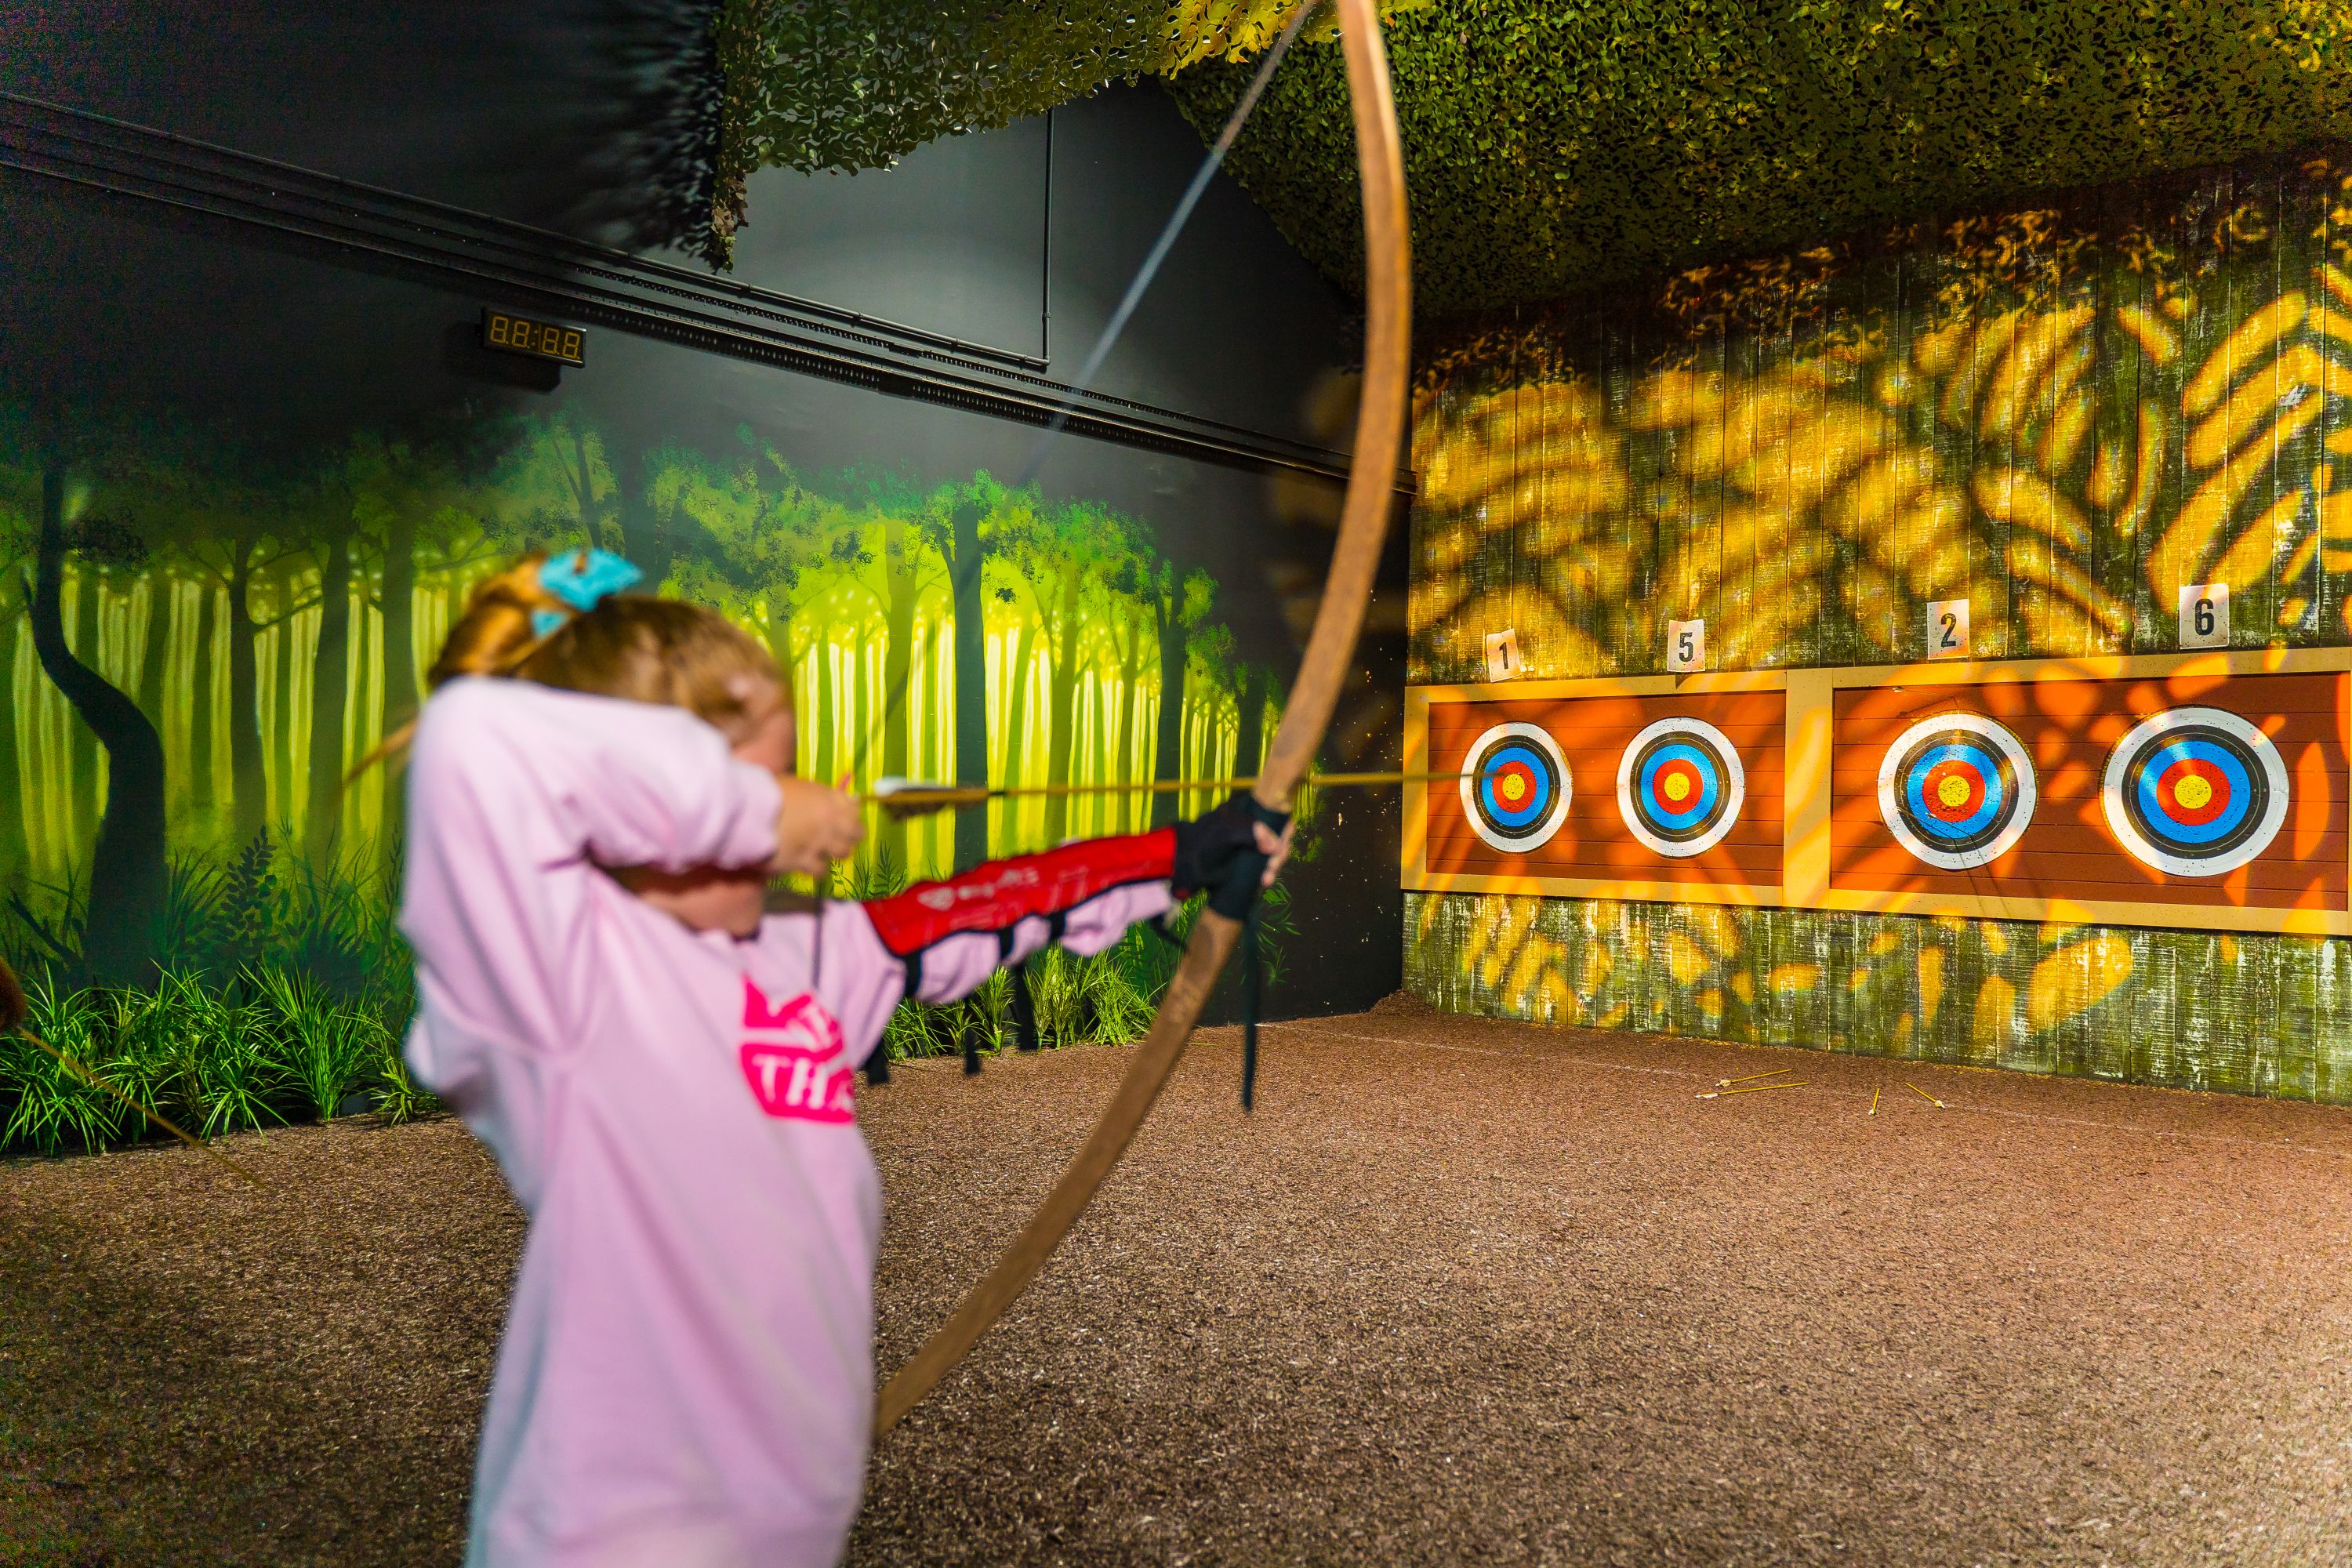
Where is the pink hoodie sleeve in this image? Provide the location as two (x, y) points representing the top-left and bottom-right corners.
(398, 677), (782, 1058)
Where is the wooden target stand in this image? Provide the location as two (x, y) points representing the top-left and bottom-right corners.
(1403, 646), (2352, 937)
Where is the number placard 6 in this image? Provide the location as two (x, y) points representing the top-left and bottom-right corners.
(2176, 583), (2229, 650)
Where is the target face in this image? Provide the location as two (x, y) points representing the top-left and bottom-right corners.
(1460, 722), (1573, 853)
(1876, 713), (2037, 870)
(2102, 707), (2289, 877)
(1616, 717), (1745, 857)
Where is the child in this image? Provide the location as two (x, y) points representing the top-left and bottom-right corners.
(394, 550), (1288, 1567)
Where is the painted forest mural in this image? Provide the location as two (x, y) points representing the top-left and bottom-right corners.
(0, 404), (1281, 1152)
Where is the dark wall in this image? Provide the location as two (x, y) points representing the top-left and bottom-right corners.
(0, 1), (1403, 1018)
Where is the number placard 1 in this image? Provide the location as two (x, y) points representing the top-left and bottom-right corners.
(1926, 597), (1969, 660)
(2177, 583), (2229, 650)
(1665, 618), (1705, 673)
(1482, 628), (1523, 684)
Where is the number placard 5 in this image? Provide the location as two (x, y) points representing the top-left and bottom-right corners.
(2176, 583), (2229, 650)
(1665, 618), (1705, 674)
(1926, 597), (1969, 660)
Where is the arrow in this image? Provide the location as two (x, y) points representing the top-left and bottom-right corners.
(864, 770), (1472, 818)
(1905, 1080), (1945, 1108)
(1694, 1080), (1809, 1100)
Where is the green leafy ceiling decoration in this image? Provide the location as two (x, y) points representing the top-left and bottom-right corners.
(705, 0), (1428, 266)
(1166, 1), (2352, 317)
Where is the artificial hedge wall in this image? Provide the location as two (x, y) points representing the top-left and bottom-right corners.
(1168, 1), (2352, 316)
(704, 0), (1425, 266)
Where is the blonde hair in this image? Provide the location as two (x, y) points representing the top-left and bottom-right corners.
(361, 551), (782, 773)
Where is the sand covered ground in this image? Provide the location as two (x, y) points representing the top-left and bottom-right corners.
(5, 997), (2350, 1565)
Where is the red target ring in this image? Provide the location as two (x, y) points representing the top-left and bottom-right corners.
(1920, 758), (1987, 822)
(2151, 756), (2230, 827)
(1647, 757), (1704, 814)
(1491, 760), (1539, 811)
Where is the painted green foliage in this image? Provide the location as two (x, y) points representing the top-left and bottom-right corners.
(1171, 1), (2352, 314)
(0, 408), (1277, 989)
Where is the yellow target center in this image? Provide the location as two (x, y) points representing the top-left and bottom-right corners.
(1936, 775), (1973, 808)
(2174, 775), (2213, 811)
(1499, 775), (1527, 804)
(1663, 774), (1692, 803)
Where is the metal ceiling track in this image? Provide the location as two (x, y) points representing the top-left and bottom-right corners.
(0, 93), (1407, 492)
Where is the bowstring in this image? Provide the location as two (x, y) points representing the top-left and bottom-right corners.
(842, 2), (1321, 802)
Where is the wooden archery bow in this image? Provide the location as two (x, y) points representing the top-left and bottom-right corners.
(872, 0), (1410, 1437)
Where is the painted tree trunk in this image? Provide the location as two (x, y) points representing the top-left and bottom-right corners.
(380, 512), (418, 730)
(949, 500), (987, 872)
(1113, 619), (1146, 833)
(378, 511), (416, 874)
(275, 587), (301, 833)
(135, 576), (169, 728)
(811, 637), (836, 793)
(32, 462), (165, 984)
(307, 531), (353, 866)
(878, 517), (920, 870)
(0, 614), (22, 873)
(191, 582), (217, 835)
(1042, 559), (1083, 844)
(997, 622), (1035, 850)
(1150, 594), (1186, 829)
(70, 565), (99, 853)
(226, 543), (266, 845)
(1234, 663), (1266, 784)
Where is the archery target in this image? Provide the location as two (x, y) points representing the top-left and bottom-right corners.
(1460, 722), (1573, 852)
(1876, 713), (2037, 870)
(2101, 707), (2289, 877)
(1616, 717), (1745, 857)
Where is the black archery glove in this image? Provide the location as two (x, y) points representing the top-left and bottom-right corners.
(1171, 793), (1291, 920)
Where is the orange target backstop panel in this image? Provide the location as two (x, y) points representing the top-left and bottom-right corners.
(1403, 649), (2352, 935)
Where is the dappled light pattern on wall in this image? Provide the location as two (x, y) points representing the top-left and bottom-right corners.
(1406, 891), (2352, 1105)
(1411, 157), (2352, 684)
(1405, 156), (2352, 1103)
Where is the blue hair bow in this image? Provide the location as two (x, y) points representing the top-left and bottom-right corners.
(532, 548), (643, 637)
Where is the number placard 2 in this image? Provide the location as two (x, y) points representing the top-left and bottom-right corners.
(1665, 618), (1705, 673)
(1926, 597), (1969, 660)
(2177, 583), (2229, 650)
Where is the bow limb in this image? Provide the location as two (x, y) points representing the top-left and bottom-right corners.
(873, 0), (1410, 1439)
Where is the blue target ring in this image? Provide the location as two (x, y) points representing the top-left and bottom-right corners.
(1876, 713), (2036, 870)
(1617, 718), (1744, 857)
(2103, 707), (2288, 877)
(1460, 722), (1572, 852)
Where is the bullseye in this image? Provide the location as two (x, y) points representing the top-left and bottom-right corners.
(1617, 717), (1745, 858)
(1877, 713), (2036, 870)
(2103, 706), (2287, 877)
(1461, 722), (1572, 852)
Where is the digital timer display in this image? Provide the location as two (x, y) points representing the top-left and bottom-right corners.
(481, 308), (585, 365)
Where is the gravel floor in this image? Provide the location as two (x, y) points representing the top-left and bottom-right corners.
(5, 996), (2352, 1565)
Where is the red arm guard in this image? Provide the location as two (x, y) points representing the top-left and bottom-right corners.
(862, 829), (1177, 958)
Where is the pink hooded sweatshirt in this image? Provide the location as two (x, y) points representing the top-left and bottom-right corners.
(399, 678), (1174, 1566)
